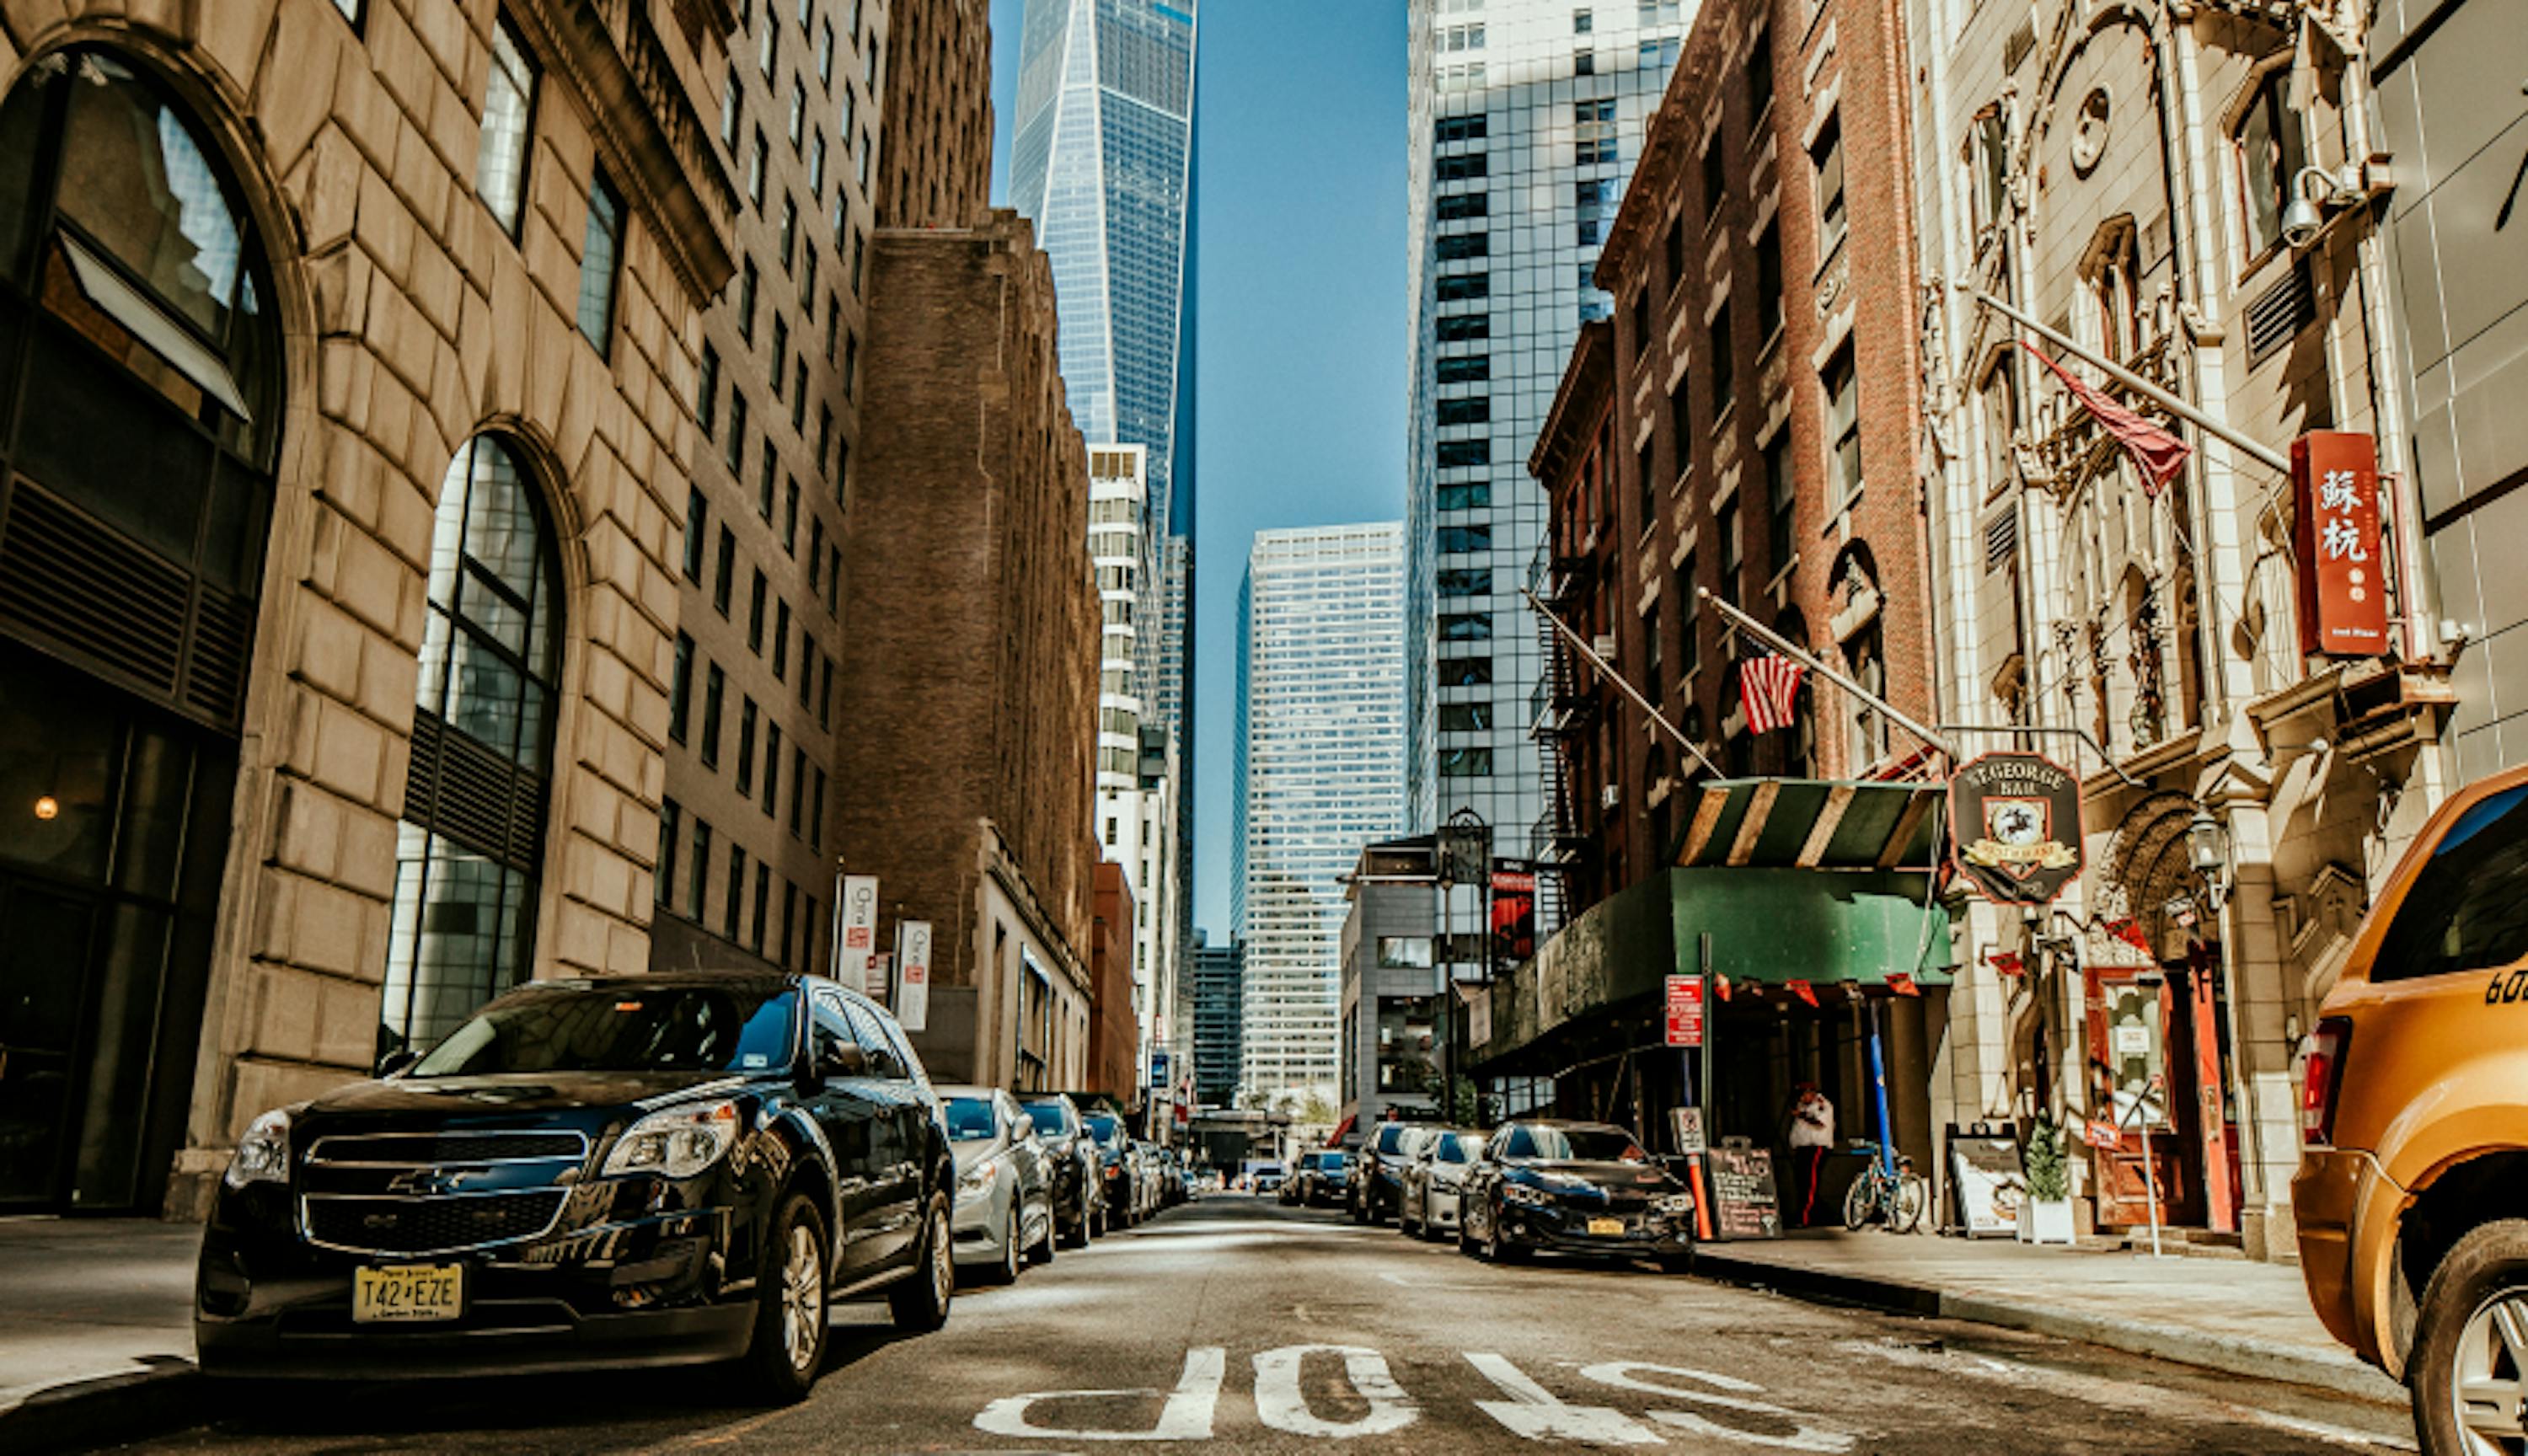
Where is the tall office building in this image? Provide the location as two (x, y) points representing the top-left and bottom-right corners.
(1189, 930), (1245, 1107)
(1405, 0), (1691, 856)
(1008, 0), (1201, 1100)
(1234, 525), (1409, 1102)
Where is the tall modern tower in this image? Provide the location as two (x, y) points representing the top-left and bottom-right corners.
(1235, 525), (1408, 1105)
(1406, 0), (1690, 857)
(1009, 0), (1200, 1101)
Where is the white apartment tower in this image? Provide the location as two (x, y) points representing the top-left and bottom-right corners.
(1234, 524), (1409, 1104)
(1405, 0), (1690, 857)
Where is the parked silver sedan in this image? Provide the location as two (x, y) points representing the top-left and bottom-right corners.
(940, 1087), (1055, 1284)
(1400, 1128), (1486, 1240)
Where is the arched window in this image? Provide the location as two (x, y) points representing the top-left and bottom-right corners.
(380, 436), (563, 1056)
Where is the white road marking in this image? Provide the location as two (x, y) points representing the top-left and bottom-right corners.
(1582, 1363), (1856, 1452)
(2228, 1407), (2417, 1452)
(972, 1346), (1226, 1442)
(1252, 1345), (1420, 1437)
(1465, 1352), (1663, 1444)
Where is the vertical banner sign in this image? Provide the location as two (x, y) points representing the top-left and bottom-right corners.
(1665, 974), (1705, 1048)
(838, 875), (880, 998)
(893, 919), (933, 1033)
(2291, 431), (2390, 657)
(1489, 861), (1537, 973)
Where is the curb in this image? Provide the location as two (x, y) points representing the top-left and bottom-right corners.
(0, 1362), (206, 1456)
(1690, 1249), (2407, 1407)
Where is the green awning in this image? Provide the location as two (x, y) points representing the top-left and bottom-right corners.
(1670, 779), (1946, 871)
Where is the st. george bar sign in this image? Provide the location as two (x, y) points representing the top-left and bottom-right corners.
(1949, 752), (2084, 905)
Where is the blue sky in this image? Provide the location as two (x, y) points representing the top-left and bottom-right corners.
(987, 1), (1409, 940)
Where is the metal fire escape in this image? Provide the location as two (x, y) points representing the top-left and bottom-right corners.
(1526, 543), (1601, 934)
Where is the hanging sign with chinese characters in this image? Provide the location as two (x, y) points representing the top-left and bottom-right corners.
(2291, 431), (2391, 658)
(1949, 752), (2084, 904)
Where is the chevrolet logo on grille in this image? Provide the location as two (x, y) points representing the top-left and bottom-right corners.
(383, 1168), (478, 1196)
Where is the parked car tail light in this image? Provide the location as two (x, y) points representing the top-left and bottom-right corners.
(2301, 1017), (2352, 1148)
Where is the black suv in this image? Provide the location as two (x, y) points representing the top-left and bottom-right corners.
(195, 972), (956, 1401)
(1019, 1093), (1101, 1247)
(1349, 1121), (1420, 1224)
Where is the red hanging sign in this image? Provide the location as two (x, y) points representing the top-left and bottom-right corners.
(1665, 975), (1705, 1048)
(2081, 1116), (2124, 1151)
(1888, 972), (1920, 997)
(1786, 979), (1818, 1007)
(2290, 431), (2391, 658)
(1985, 950), (2026, 977)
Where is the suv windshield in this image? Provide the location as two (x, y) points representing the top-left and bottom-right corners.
(944, 1098), (998, 1141)
(1505, 1125), (1648, 1163)
(1438, 1133), (1481, 1164)
(408, 985), (795, 1077)
(1322, 1152), (1348, 1167)
(1022, 1101), (1071, 1136)
(1084, 1114), (1123, 1146)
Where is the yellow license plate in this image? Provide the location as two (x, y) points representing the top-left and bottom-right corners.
(1587, 1217), (1626, 1237)
(353, 1264), (463, 1323)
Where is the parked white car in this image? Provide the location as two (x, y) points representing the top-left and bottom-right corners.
(941, 1087), (1054, 1284)
(1400, 1129), (1486, 1239)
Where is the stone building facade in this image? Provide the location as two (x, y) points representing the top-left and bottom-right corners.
(648, 0), (885, 983)
(0, 0), (736, 1215)
(872, 0), (988, 230)
(837, 209), (1100, 1093)
(1909, 0), (2458, 1256)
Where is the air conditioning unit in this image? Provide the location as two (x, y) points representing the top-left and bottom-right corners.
(1600, 784), (1622, 811)
(1591, 634), (1617, 661)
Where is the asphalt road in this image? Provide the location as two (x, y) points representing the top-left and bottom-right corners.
(112, 1194), (2418, 1454)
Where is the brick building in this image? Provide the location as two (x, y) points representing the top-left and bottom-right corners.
(1085, 859), (1137, 1100)
(649, 0), (886, 984)
(873, 0), (990, 230)
(0, 0), (736, 1215)
(837, 209), (1101, 1091)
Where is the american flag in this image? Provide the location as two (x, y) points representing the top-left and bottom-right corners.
(1738, 653), (1805, 734)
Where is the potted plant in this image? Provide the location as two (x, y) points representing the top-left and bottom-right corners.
(2017, 1115), (2076, 1245)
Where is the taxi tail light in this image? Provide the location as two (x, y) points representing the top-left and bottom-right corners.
(2301, 1017), (2351, 1148)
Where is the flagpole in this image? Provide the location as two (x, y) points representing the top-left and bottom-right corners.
(1695, 588), (1961, 760)
(1957, 286), (2290, 474)
(1520, 587), (1721, 778)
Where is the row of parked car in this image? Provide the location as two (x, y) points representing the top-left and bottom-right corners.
(1286, 1117), (1698, 1271)
(193, 968), (1192, 1404)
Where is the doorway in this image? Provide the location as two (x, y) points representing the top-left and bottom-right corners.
(2083, 950), (2237, 1231)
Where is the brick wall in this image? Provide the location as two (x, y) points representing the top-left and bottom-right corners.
(874, 0), (990, 229)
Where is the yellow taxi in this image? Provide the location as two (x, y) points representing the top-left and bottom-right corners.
(2295, 762), (2528, 1455)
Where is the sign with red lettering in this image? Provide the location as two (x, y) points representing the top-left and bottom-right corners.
(1665, 974), (1705, 1048)
(2291, 431), (2391, 658)
(2080, 1116), (2123, 1152)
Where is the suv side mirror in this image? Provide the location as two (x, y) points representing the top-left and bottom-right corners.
(1014, 1111), (1036, 1140)
(376, 1048), (420, 1079)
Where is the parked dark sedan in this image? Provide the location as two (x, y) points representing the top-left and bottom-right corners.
(1303, 1149), (1352, 1207)
(1019, 1093), (1101, 1247)
(1457, 1119), (1695, 1270)
(194, 972), (957, 1402)
(1348, 1121), (1421, 1225)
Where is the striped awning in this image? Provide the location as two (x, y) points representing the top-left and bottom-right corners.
(1671, 779), (1947, 871)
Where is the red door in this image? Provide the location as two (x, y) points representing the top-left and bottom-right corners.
(2082, 965), (2198, 1228)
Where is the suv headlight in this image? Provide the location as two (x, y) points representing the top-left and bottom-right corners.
(601, 1100), (739, 1180)
(960, 1160), (1000, 1194)
(224, 1108), (292, 1190)
(1501, 1182), (1551, 1207)
(1654, 1192), (1695, 1218)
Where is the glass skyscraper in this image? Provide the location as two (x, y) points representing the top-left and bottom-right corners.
(1009, 0), (1199, 1090)
(1406, 0), (1689, 855)
(1234, 524), (1407, 1104)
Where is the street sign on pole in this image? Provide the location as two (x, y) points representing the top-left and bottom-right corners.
(893, 919), (932, 1033)
(1669, 1105), (1706, 1154)
(837, 875), (880, 998)
(1665, 975), (1705, 1048)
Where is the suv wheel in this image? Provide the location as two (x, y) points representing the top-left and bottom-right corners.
(737, 1193), (827, 1403)
(1027, 1205), (1057, 1266)
(2412, 1220), (2528, 1456)
(888, 1192), (954, 1333)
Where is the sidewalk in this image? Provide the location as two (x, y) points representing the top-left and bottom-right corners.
(0, 1218), (203, 1453)
(1692, 1227), (2407, 1405)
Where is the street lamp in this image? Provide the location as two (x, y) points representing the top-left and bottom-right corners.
(2186, 807), (2230, 913)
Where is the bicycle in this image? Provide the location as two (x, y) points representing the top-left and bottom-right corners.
(1842, 1141), (1929, 1233)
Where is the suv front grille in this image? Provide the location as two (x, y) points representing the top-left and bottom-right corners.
(308, 1132), (587, 1166)
(304, 1191), (568, 1255)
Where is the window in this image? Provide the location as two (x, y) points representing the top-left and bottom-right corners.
(1844, 622), (1887, 768)
(1667, 372), (1692, 475)
(1439, 703), (1493, 731)
(1436, 115), (1487, 144)
(1661, 217), (1685, 294)
(1746, 29), (1774, 117)
(1678, 552), (1701, 673)
(1765, 436), (1794, 577)
(1575, 99), (1615, 166)
(1824, 346), (1861, 503)
(783, 480), (800, 553)
(670, 632), (694, 741)
(1436, 233), (1489, 261)
(1642, 604), (1663, 700)
(701, 663), (725, 765)
(1438, 567), (1491, 596)
(657, 800), (680, 906)
(689, 819), (712, 918)
(1813, 115), (1846, 256)
(1436, 192), (1487, 221)
(1576, 214), (1604, 247)
(1574, 8), (1593, 32)
(725, 843), (745, 939)
(770, 316), (788, 399)
(725, 390), (748, 473)
(1701, 140), (1726, 217)
(758, 13), (777, 75)
(1577, 50), (1596, 76)
(790, 357), (807, 431)
(1637, 438), (1657, 523)
(383, 436), (563, 1053)
(748, 128), (768, 209)
(773, 600), (791, 679)
(1440, 612), (1492, 641)
(1438, 525), (1492, 554)
(1630, 286), (1650, 344)
(1440, 747), (1494, 777)
(1437, 397), (1491, 426)
(683, 488), (709, 581)
(2234, 68), (2306, 260)
(778, 195), (797, 271)
(475, 18), (538, 237)
(1436, 314), (1489, 345)
(2372, 785), (2528, 983)
(1437, 439), (1491, 468)
(1437, 273), (1490, 302)
(1972, 107), (2009, 233)
(1759, 225), (1780, 344)
(722, 62), (740, 147)
(576, 172), (624, 355)
(1640, 37), (1678, 70)
(819, 20), (835, 83)
(1437, 356), (1490, 383)
(1378, 937), (1435, 968)
(1438, 481), (1491, 511)
(697, 345), (720, 439)
(763, 722), (781, 814)
(747, 570), (768, 652)
(844, 330), (859, 396)
(758, 452), (776, 518)
(1708, 303), (1734, 415)
(809, 131), (827, 195)
(787, 78), (806, 147)
(736, 697), (758, 795)
(1438, 658), (1493, 688)
(738, 259), (760, 341)
(1718, 499), (1743, 602)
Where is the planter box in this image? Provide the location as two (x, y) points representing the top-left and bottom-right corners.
(2017, 1197), (2076, 1245)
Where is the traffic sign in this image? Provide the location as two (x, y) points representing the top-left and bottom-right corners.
(1665, 975), (1704, 1048)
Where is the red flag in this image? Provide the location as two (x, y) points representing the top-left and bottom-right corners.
(1786, 979), (1818, 1007)
(2025, 343), (2192, 496)
(1739, 652), (1805, 734)
(2107, 918), (2154, 955)
(1715, 973), (1732, 1003)
(1888, 972), (1920, 997)
(1985, 950), (2026, 977)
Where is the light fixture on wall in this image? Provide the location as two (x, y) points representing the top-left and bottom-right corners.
(2282, 165), (2369, 250)
(32, 794), (59, 822)
(2188, 807), (2231, 913)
